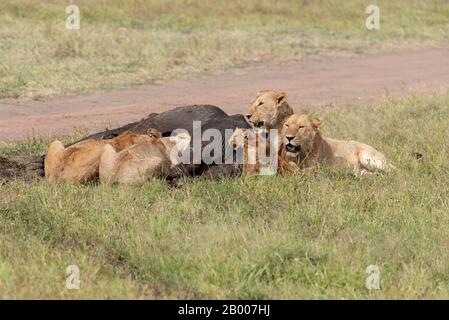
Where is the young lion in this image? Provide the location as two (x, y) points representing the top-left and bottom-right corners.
(228, 128), (277, 176)
(44, 129), (161, 184)
(280, 114), (392, 174)
(99, 131), (191, 185)
(245, 90), (294, 131)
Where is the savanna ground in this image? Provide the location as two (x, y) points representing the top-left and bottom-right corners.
(1, 0), (449, 100)
(1, 0), (449, 299)
(1, 91), (449, 299)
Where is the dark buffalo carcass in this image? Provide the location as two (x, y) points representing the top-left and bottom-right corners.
(0, 105), (251, 183)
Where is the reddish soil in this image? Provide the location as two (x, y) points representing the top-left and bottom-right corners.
(1, 47), (449, 142)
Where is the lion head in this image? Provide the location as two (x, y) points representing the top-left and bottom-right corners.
(163, 131), (191, 165)
(167, 131), (191, 152)
(147, 128), (162, 139)
(228, 128), (269, 150)
(228, 128), (249, 150)
(245, 90), (293, 130)
(281, 113), (323, 158)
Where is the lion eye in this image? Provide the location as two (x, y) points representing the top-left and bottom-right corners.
(257, 101), (264, 107)
(284, 124), (289, 128)
(298, 126), (305, 129)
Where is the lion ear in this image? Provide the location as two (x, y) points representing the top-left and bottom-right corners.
(276, 92), (288, 105)
(312, 118), (323, 128)
(147, 128), (162, 138)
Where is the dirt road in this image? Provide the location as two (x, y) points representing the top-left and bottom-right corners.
(1, 47), (448, 142)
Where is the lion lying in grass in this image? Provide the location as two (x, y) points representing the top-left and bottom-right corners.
(99, 131), (191, 185)
(279, 113), (392, 174)
(44, 129), (161, 184)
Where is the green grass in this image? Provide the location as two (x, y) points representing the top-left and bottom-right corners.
(1, 0), (449, 100)
(1, 91), (449, 299)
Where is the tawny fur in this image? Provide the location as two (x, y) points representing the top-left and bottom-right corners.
(280, 114), (392, 174)
(99, 132), (191, 185)
(229, 128), (277, 176)
(245, 90), (294, 131)
(44, 130), (160, 184)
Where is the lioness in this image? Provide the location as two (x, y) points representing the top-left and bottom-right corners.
(99, 131), (191, 185)
(280, 113), (392, 174)
(44, 130), (160, 184)
(75, 105), (252, 180)
(228, 128), (277, 176)
(246, 90), (294, 130)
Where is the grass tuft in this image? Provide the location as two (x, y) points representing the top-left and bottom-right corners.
(1, 0), (449, 99)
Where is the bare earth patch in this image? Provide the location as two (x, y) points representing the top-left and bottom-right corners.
(1, 47), (449, 143)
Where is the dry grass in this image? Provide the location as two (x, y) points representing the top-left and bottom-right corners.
(1, 91), (449, 299)
(1, 0), (449, 99)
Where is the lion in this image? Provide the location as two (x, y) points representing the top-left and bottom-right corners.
(99, 131), (191, 185)
(24, 105), (252, 182)
(44, 129), (161, 184)
(228, 128), (278, 176)
(280, 113), (392, 174)
(245, 90), (294, 130)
